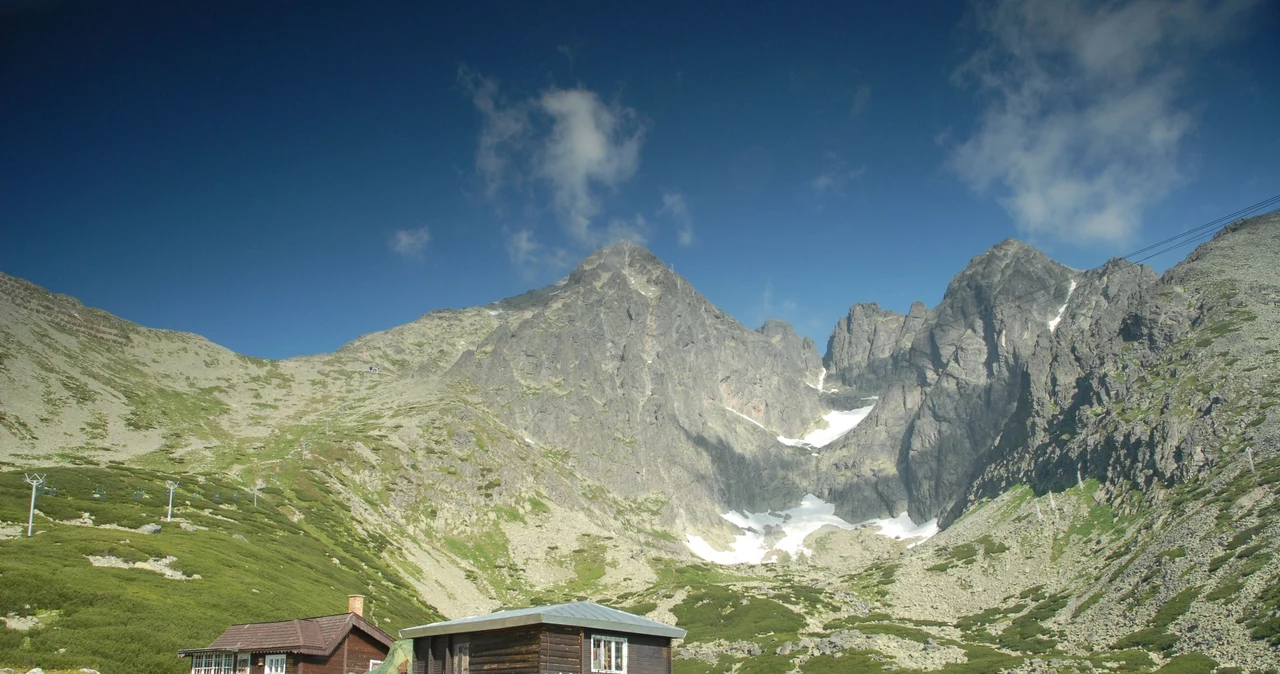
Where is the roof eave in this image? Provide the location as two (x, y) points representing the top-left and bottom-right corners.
(178, 647), (329, 656)
(400, 613), (544, 638)
(178, 648), (238, 656)
(544, 614), (687, 639)
(398, 613), (686, 640)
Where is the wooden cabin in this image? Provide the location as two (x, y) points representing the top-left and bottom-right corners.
(400, 601), (686, 674)
(179, 595), (395, 674)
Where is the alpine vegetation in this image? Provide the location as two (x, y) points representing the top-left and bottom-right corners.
(3, 210), (1280, 672)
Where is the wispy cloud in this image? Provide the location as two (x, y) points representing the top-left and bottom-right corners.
(505, 228), (543, 267)
(458, 66), (530, 200)
(459, 66), (650, 263)
(809, 152), (866, 197)
(504, 228), (577, 276)
(948, 0), (1260, 245)
(849, 84), (872, 120)
(658, 191), (695, 246)
(390, 226), (431, 259)
(556, 44), (576, 69)
(602, 214), (650, 246)
(537, 88), (648, 247)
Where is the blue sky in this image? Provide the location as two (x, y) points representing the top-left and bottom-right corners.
(3, 0), (1278, 359)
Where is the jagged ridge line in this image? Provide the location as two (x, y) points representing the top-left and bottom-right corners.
(918, 193), (1280, 336)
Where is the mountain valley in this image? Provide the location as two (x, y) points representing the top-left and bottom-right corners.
(2, 211), (1278, 673)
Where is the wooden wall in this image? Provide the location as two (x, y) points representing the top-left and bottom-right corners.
(470, 625), (540, 673)
(413, 626), (541, 674)
(412, 627), (669, 674)
(539, 625), (581, 673)
(298, 629), (391, 673)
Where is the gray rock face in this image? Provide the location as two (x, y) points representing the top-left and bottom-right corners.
(449, 242), (827, 522)
(825, 302), (925, 394)
(820, 240), (1080, 521)
(820, 212), (1279, 527)
(961, 210), (1279, 520)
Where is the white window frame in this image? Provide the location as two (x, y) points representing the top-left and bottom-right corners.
(368, 660), (384, 671)
(590, 635), (627, 673)
(236, 653), (250, 674)
(191, 653), (235, 674)
(264, 653), (287, 674)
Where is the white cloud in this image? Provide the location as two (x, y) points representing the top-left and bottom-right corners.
(602, 214), (650, 246)
(658, 191), (695, 246)
(557, 44), (576, 68)
(849, 84), (871, 120)
(391, 227), (431, 259)
(504, 228), (578, 272)
(459, 67), (650, 259)
(505, 228), (540, 266)
(537, 88), (647, 247)
(948, 0), (1260, 244)
(810, 152), (866, 196)
(458, 66), (531, 200)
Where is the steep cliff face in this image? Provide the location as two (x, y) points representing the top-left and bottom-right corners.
(821, 213), (1279, 527)
(961, 211), (1278, 520)
(820, 240), (1080, 521)
(446, 243), (828, 521)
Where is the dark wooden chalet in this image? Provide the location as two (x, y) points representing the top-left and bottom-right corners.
(400, 601), (686, 674)
(179, 595), (395, 674)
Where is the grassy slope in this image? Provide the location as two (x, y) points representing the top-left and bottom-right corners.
(3, 218), (1279, 673)
(0, 467), (440, 673)
(656, 469), (1278, 673)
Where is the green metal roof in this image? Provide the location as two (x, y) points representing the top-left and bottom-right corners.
(399, 601), (687, 640)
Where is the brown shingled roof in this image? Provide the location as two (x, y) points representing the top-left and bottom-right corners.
(179, 613), (394, 657)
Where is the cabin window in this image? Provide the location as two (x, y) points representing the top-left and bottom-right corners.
(236, 653), (250, 674)
(191, 653), (235, 674)
(265, 654), (286, 674)
(368, 660), (383, 671)
(590, 635), (627, 673)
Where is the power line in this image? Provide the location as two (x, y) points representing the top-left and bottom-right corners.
(922, 193), (1280, 336)
(1123, 193), (1280, 262)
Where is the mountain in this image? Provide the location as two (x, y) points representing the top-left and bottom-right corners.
(1, 211), (1278, 672)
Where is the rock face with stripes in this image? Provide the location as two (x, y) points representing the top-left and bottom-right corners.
(819, 239), (1180, 524)
(446, 242), (829, 524)
(821, 213), (1280, 526)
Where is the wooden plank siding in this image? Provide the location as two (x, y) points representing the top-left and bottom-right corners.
(470, 626), (540, 673)
(411, 625), (673, 674)
(297, 627), (389, 673)
(539, 625), (582, 674)
(416, 627), (544, 674)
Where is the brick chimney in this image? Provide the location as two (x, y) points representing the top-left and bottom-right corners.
(348, 594), (365, 617)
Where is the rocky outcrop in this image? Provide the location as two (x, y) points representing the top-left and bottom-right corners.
(824, 302), (925, 394)
(818, 240), (1079, 521)
(819, 212), (1280, 527)
(447, 242), (828, 523)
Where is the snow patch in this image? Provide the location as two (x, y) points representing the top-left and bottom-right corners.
(1048, 279), (1076, 333)
(806, 367), (828, 392)
(685, 496), (940, 564)
(859, 512), (940, 548)
(723, 405), (768, 431)
(777, 405), (874, 449)
(685, 495), (854, 564)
